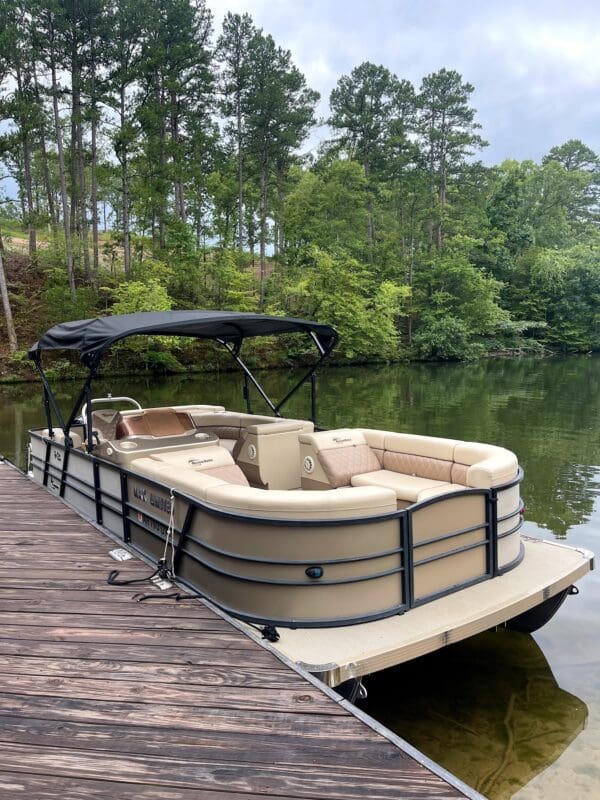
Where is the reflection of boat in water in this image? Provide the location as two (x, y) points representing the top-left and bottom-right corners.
(26, 311), (594, 688)
(364, 630), (588, 800)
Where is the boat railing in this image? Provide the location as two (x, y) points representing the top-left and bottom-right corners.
(28, 429), (524, 628)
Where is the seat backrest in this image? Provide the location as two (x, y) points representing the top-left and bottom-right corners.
(116, 408), (194, 438)
(144, 444), (249, 488)
(299, 429), (381, 489)
(382, 433), (455, 482)
(91, 409), (123, 441)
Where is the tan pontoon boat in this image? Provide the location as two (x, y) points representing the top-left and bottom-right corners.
(27, 311), (594, 689)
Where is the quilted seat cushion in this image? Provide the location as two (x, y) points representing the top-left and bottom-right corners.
(318, 443), (381, 489)
(383, 451), (452, 482)
(351, 470), (462, 503)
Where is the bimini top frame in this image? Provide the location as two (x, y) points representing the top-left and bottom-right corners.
(28, 310), (339, 452)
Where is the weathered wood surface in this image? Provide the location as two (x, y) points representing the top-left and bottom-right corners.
(0, 460), (469, 799)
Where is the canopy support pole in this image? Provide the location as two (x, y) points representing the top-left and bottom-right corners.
(218, 340), (280, 416)
(218, 332), (328, 422)
(33, 358), (67, 438)
(61, 365), (98, 452)
(274, 332), (326, 423)
(243, 373), (252, 414)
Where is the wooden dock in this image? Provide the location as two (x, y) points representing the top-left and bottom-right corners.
(0, 459), (478, 799)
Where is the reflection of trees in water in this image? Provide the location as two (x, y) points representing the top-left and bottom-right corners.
(363, 630), (588, 800)
(2, 355), (598, 533)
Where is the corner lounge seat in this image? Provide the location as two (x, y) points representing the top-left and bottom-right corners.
(200, 484), (397, 520)
(131, 443), (398, 519)
(131, 445), (250, 499)
(299, 428), (519, 507)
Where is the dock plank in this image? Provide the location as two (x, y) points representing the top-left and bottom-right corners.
(0, 460), (471, 799)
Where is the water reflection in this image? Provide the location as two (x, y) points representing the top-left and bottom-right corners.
(363, 630), (588, 800)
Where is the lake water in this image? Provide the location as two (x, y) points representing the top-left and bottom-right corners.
(1, 356), (598, 799)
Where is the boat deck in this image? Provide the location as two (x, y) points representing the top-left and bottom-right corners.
(269, 539), (594, 686)
(0, 459), (475, 799)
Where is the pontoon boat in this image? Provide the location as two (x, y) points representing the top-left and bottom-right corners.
(27, 312), (594, 688)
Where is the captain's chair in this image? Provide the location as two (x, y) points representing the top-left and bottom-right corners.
(116, 408), (195, 439)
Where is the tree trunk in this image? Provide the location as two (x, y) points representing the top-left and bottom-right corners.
(155, 71), (166, 249)
(119, 85), (131, 274)
(437, 147), (447, 252)
(71, 28), (91, 281)
(90, 51), (100, 277)
(50, 36), (76, 299)
(277, 177), (285, 256)
(15, 66), (37, 257)
(33, 62), (57, 233)
(0, 248), (18, 353)
(237, 98), (244, 250)
(76, 108), (91, 281)
(170, 90), (185, 221)
(258, 160), (267, 311)
(364, 161), (374, 259)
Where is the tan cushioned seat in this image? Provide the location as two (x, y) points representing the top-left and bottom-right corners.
(171, 404), (225, 413)
(117, 408), (194, 438)
(351, 470), (464, 503)
(203, 484), (397, 519)
(91, 409), (123, 441)
(382, 433), (455, 482)
(453, 442), (518, 488)
(245, 419), (312, 436)
(132, 445), (249, 497)
(42, 429), (84, 450)
(132, 458), (234, 499)
(298, 429), (381, 488)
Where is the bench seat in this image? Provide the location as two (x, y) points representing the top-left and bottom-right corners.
(351, 470), (465, 503)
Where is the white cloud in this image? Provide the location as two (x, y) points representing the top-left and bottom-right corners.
(208, 0), (600, 163)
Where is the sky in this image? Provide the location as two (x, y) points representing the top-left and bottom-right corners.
(210, 0), (600, 165)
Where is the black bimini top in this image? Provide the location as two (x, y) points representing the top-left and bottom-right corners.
(28, 310), (338, 367)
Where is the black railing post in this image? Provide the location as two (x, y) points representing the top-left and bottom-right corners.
(93, 458), (103, 525)
(121, 472), (131, 542)
(172, 502), (194, 575)
(487, 489), (499, 576)
(401, 511), (414, 609)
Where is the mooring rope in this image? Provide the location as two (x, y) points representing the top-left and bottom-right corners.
(161, 488), (176, 578)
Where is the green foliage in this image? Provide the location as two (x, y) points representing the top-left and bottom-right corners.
(204, 249), (256, 311)
(42, 268), (99, 323)
(1, 4), (598, 367)
(411, 250), (509, 360)
(270, 246), (409, 361)
(111, 278), (172, 315)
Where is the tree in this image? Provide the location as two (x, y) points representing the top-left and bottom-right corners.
(417, 68), (487, 250)
(0, 2), (38, 256)
(329, 62), (409, 255)
(0, 245), (18, 352)
(244, 31), (318, 309)
(35, 0), (77, 297)
(106, 0), (146, 274)
(217, 12), (256, 251)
